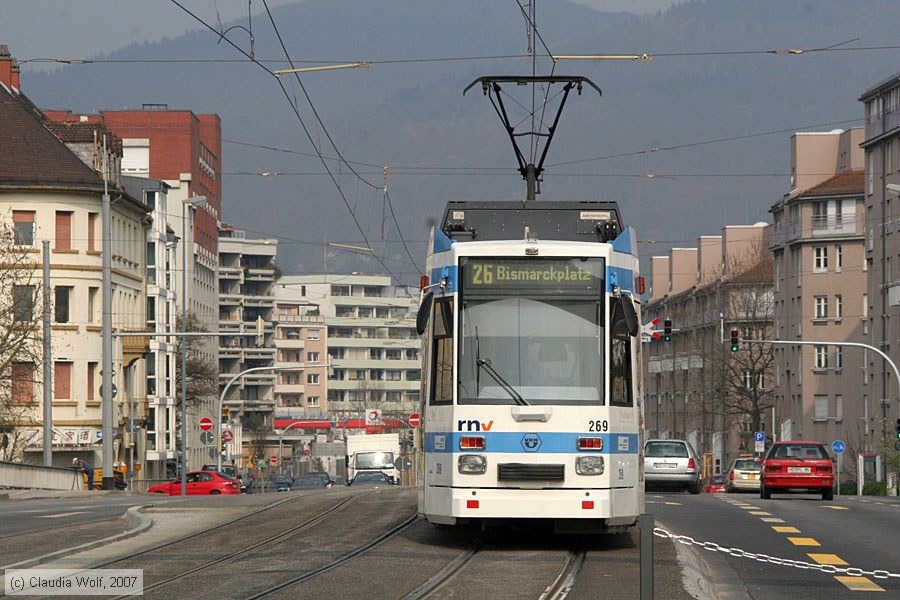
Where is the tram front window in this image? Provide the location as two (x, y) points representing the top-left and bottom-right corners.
(459, 296), (603, 405)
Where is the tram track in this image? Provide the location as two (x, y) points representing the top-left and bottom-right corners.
(245, 511), (419, 599)
(106, 495), (363, 600)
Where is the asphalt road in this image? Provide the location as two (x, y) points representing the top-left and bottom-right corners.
(648, 490), (900, 598)
(0, 493), (179, 537)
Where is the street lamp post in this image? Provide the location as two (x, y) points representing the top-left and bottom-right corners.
(179, 195), (207, 496)
(216, 363), (327, 473)
(277, 421), (308, 477)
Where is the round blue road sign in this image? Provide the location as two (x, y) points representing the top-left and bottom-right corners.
(832, 440), (845, 455)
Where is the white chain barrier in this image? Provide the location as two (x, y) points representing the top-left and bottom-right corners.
(653, 527), (900, 581)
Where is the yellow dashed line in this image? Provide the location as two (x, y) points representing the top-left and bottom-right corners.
(808, 554), (848, 565)
(772, 526), (801, 533)
(739, 506), (760, 510)
(760, 517), (785, 523)
(787, 537), (821, 546)
(663, 501), (682, 506)
(822, 505), (849, 510)
(749, 511), (771, 516)
(834, 576), (885, 591)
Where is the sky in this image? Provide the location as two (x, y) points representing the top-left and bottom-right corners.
(2, 0), (681, 72)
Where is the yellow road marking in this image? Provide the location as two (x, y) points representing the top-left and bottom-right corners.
(834, 576), (884, 591)
(749, 511), (771, 516)
(772, 526), (801, 533)
(822, 505), (849, 510)
(760, 517), (785, 523)
(36, 511), (89, 519)
(663, 501), (682, 506)
(739, 505), (760, 510)
(808, 554), (848, 565)
(787, 537), (821, 546)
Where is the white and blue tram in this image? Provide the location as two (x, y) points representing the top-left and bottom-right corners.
(416, 201), (644, 534)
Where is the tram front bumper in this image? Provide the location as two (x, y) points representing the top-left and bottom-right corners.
(432, 486), (640, 525)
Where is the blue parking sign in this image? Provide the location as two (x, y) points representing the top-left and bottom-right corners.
(832, 440), (845, 455)
(754, 431), (764, 443)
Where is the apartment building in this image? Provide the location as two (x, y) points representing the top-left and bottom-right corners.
(770, 128), (870, 449)
(0, 66), (150, 469)
(271, 284), (328, 415)
(644, 224), (772, 472)
(282, 275), (421, 418)
(218, 227), (278, 425)
(860, 75), (900, 441)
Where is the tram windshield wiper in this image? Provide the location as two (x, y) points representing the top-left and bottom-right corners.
(476, 357), (529, 406)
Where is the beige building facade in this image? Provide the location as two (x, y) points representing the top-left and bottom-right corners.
(770, 128), (869, 452)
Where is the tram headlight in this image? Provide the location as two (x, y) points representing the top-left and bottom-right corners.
(458, 454), (487, 474)
(575, 456), (605, 476)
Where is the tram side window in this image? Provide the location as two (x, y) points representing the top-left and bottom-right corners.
(430, 297), (454, 405)
(609, 298), (633, 407)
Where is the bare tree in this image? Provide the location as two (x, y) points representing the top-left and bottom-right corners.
(175, 310), (219, 408)
(0, 219), (44, 461)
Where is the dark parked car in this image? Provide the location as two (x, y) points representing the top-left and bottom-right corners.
(760, 441), (834, 500)
(291, 475), (329, 491)
(349, 471), (392, 486)
(306, 471), (334, 488)
(269, 474), (293, 492)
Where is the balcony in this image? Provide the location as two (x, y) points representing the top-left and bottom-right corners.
(812, 214), (858, 237)
(243, 347), (276, 360)
(219, 266), (242, 281)
(274, 383), (306, 395)
(275, 337), (305, 349)
(245, 268), (275, 282)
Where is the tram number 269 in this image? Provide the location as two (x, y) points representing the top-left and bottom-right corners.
(588, 420), (609, 432)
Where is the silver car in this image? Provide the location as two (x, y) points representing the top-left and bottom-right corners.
(726, 457), (762, 492)
(643, 439), (701, 494)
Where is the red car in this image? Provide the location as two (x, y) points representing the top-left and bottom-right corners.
(760, 441), (834, 501)
(147, 471), (241, 495)
(703, 474), (727, 493)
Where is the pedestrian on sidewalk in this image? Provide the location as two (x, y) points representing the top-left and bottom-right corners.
(73, 457), (95, 490)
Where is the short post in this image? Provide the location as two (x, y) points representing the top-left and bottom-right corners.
(640, 513), (653, 600)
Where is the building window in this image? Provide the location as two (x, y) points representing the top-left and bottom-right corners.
(814, 394), (828, 420)
(835, 346), (843, 369)
(55, 211), (73, 250)
(87, 361), (97, 402)
(307, 329), (320, 340)
(307, 351), (319, 363)
(835, 295), (842, 319)
(11, 362), (34, 404)
(407, 369), (421, 381)
(13, 211), (35, 246)
(13, 284), (34, 322)
(307, 373), (320, 385)
(87, 213), (98, 252)
(815, 346), (828, 369)
(386, 370), (402, 381)
(813, 247), (828, 272)
(814, 296), (828, 319)
(307, 396), (320, 408)
(54, 286), (72, 323)
(88, 287), (99, 323)
(812, 201), (826, 228)
(835, 395), (843, 422)
(835, 245), (842, 272)
(54, 361), (72, 400)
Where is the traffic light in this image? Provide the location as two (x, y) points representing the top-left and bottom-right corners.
(895, 418), (900, 440)
(663, 319), (672, 342)
(730, 329), (739, 352)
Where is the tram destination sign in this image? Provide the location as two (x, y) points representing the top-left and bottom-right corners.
(462, 258), (602, 294)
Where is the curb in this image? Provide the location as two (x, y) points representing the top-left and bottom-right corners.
(663, 518), (750, 600)
(0, 504), (154, 573)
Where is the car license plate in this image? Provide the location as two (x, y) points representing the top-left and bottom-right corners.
(788, 466), (811, 473)
(654, 463), (677, 469)
(747, 473), (759, 480)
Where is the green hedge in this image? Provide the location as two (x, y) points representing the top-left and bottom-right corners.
(837, 481), (891, 495)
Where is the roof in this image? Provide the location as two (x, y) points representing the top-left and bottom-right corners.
(728, 258), (774, 285)
(0, 83), (106, 191)
(799, 169), (864, 198)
